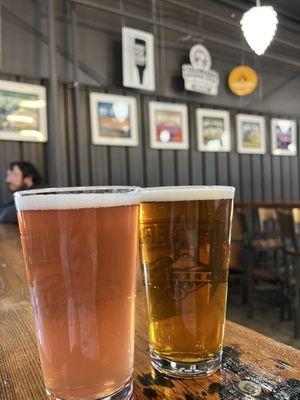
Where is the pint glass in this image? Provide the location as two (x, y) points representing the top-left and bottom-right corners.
(139, 186), (234, 377)
(14, 186), (141, 400)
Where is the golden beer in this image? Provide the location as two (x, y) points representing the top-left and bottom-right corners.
(139, 186), (234, 377)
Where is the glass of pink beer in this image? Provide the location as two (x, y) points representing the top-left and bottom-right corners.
(14, 186), (141, 400)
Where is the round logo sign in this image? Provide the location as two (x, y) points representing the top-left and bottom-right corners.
(228, 65), (258, 96)
(189, 44), (211, 70)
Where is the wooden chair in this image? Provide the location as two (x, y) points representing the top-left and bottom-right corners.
(250, 208), (283, 294)
(229, 210), (278, 316)
(238, 209), (284, 319)
(277, 209), (300, 338)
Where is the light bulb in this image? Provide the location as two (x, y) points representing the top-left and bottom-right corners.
(241, 5), (278, 55)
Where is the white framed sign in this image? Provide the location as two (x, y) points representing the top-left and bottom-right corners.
(236, 114), (266, 154)
(182, 44), (219, 95)
(196, 109), (231, 152)
(0, 80), (47, 142)
(271, 118), (297, 156)
(149, 101), (189, 150)
(122, 27), (155, 91)
(90, 92), (138, 146)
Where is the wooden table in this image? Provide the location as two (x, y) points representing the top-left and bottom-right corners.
(0, 224), (300, 400)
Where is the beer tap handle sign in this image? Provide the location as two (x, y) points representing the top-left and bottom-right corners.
(122, 27), (155, 91)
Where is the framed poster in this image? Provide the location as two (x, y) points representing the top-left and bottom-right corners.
(89, 92), (138, 146)
(149, 101), (189, 149)
(122, 27), (155, 91)
(0, 80), (47, 142)
(271, 118), (297, 156)
(196, 108), (231, 152)
(236, 114), (266, 154)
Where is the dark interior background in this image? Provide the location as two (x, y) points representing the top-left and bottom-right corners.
(1, 0), (300, 204)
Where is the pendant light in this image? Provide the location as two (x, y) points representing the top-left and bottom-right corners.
(240, 0), (278, 56)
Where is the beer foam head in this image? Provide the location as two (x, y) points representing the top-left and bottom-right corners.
(141, 186), (235, 202)
(14, 186), (141, 211)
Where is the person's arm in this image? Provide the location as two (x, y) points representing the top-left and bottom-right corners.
(0, 204), (18, 224)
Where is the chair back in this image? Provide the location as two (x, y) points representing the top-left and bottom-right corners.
(232, 209), (249, 245)
(258, 207), (277, 233)
(292, 208), (300, 224)
(277, 209), (298, 250)
(292, 208), (300, 236)
(230, 209), (247, 272)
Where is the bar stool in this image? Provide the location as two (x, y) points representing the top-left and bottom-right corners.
(277, 209), (300, 338)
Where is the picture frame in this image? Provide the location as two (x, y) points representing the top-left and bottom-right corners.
(89, 92), (138, 146)
(0, 80), (47, 142)
(271, 118), (297, 156)
(149, 101), (189, 149)
(236, 114), (266, 154)
(122, 27), (155, 91)
(196, 108), (231, 152)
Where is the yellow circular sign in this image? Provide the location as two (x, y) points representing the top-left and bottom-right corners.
(228, 65), (258, 96)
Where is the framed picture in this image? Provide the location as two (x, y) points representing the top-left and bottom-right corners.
(271, 118), (297, 156)
(122, 27), (155, 91)
(89, 92), (138, 146)
(236, 114), (266, 154)
(0, 80), (47, 142)
(149, 101), (189, 149)
(196, 108), (231, 152)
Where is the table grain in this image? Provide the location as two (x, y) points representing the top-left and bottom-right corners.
(0, 224), (299, 400)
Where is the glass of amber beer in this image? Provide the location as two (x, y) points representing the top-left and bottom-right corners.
(139, 186), (234, 377)
(14, 186), (141, 400)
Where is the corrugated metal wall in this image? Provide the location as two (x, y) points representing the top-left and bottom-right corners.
(1, 0), (300, 205)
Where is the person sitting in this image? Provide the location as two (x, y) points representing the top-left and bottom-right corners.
(0, 161), (42, 224)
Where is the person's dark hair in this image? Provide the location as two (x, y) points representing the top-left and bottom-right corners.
(10, 161), (41, 185)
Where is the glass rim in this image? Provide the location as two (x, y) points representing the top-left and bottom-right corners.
(142, 185), (235, 191)
(141, 185), (235, 202)
(13, 185), (141, 199)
